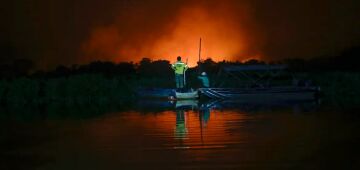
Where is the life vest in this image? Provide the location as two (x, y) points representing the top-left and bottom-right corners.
(172, 61), (188, 74)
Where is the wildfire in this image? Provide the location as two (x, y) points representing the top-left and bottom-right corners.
(82, 1), (259, 67)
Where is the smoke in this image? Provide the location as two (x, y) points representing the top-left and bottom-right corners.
(82, 0), (360, 66)
(81, 0), (263, 66)
(252, 0), (360, 59)
(3, 0), (360, 69)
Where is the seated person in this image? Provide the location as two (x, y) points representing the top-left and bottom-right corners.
(197, 72), (210, 88)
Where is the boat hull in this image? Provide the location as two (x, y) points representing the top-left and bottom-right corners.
(199, 87), (319, 102)
(175, 91), (199, 100)
(136, 88), (174, 99)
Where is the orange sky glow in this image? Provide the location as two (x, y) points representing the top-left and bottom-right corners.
(81, 2), (261, 67)
(4, 0), (360, 69)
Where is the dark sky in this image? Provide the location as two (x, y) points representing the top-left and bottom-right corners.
(1, 0), (360, 69)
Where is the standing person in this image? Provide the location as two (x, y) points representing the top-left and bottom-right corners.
(198, 72), (210, 88)
(171, 56), (188, 90)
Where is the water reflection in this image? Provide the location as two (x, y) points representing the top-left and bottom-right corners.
(170, 99), (323, 152)
(174, 101), (212, 142)
(199, 105), (210, 127)
(175, 108), (187, 139)
(3, 99), (359, 169)
(140, 98), (323, 146)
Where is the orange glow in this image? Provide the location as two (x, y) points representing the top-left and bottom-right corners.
(86, 109), (249, 149)
(81, 2), (261, 67)
(147, 6), (246, 67)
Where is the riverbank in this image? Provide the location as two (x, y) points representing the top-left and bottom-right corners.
(0, 72), (359, 110)
(0, 74), (135, 106)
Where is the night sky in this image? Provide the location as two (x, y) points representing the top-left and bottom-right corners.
(2, 0), (360, 68)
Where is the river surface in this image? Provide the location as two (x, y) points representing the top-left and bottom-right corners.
(1, 100), (360, 169)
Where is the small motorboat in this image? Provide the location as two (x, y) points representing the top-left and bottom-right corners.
(175, 90), (199, 100)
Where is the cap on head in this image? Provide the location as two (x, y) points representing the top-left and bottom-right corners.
(201, 72), (207, 76)
(177, 56), (181, 61)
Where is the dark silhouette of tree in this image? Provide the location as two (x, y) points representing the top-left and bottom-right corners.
(117, 62), (136, 75)
(338, 46), (360, 71)
(2, 45), (360, 80)
(12, 59), (34, 77)
(150, 60), (172, 77)
(300, 46), (360, 72)
(137, 58), (172, 77)
(198, 58), (218, 74)
(71, 61), (136, 76)
(138, 58), (152, 76)
(0, 43), (35, 78)
(52, 65), (71, 77)
(244, 59), (265, 65)
(282, 58), (306, 72)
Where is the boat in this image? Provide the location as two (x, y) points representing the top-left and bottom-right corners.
(137, 64), (320, 102)
(136, 88), (175, 99)
(137, 87), (199, 100)
(175, 90), (199, 100)
(199, 86), (319, 102)
(197, 64), (320, 102)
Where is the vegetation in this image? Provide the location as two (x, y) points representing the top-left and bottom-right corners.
(309, 72), (360, 108)
(0, 46), (359, 109)
(0, 74), (135, 106)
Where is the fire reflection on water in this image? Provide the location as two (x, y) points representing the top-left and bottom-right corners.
(3, 100), (358, 169)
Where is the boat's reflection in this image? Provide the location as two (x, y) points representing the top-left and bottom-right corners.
(174, 108), (187, 139)
(175, 100), (198, 109)
(136, 98), (320, 141)
(174, 101), (212, 139)
(199, 105), (210, 127)
(136, 98), (320, 113)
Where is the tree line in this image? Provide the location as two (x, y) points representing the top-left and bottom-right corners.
(0, 45), (360, 79)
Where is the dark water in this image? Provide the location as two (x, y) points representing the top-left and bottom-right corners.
(1, 100), (360, 169)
